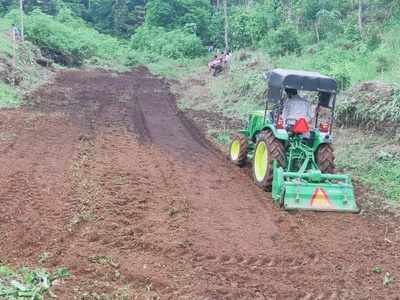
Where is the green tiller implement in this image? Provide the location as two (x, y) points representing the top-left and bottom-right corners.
(229, 69), (359, 212)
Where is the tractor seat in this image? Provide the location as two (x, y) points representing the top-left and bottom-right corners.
(282, 96), (313, 127)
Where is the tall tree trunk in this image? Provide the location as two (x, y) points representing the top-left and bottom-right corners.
(358, 0), (363, 34)
(216, 0), (220, 9)
(287, 0), (293, 23)
(314, 21), (320, 43)
(12, 27), (16, 86)
(19, 0), (24, 41)
(224, 0), (229, 52)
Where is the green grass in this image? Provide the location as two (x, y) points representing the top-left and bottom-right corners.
(0, 264), (70, 299)
(0, 15), (14, 56)
(146, 56), (209, 79)
(335, 128), (400, 203)
(0, 83), (21, 108)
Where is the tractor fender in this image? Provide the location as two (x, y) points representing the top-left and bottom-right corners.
(312, 131), (333, 151)
(257, 124), (288, 142)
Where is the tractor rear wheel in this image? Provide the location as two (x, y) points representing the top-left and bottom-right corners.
(316, 144), (336, 174)
(229, 134), (248, 166)
(252, 130), (285, 191)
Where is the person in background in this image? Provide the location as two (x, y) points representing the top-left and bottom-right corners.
(224, 50), (232, 74)
(208, 55), (218, 71)
(11, 24), (21, 41)
(208, 45), (214, 53)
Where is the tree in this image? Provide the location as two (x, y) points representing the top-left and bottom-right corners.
(224, 0), (228, 51)
(266, 24), (301, 56)
(19, 0), (24, 40)
(145, 0), (212, 42)
(358, 0), (363, 34)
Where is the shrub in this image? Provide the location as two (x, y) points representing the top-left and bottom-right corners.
(130, 26), (203, 59)
(263, 24), (301, 57)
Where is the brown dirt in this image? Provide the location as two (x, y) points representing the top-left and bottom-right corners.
(0, 67), (399, 299)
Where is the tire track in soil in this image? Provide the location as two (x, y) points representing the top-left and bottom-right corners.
(0, 67), (399, 299)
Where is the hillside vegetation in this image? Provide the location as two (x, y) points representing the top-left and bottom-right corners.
(0, 1), (399, 82)
(0, 12), (53, 107)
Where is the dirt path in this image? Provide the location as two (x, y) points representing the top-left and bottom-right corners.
(0, 67), (399, 299)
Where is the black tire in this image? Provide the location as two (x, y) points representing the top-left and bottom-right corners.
(229, 134), (248, 167)
(252, 130), (285, 191)
(316, 144), (336, 174)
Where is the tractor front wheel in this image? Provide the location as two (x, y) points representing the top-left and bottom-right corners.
(252, 131), (285, 191)
(229, 134), (248, 166)
(316, 144), (336, 174)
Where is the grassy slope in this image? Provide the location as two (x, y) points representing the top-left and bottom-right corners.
(0, 15), (20, 107)
(0, 13), (55, 108)
(174, 51), (400, 205)
(335, 128), (400, 202)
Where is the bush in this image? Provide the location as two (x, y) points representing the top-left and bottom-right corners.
(130, 26), (204, 59)
(263, 24), (301, 57)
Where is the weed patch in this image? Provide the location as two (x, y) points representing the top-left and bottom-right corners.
(335, 128), (400, 203)
(0, 265), (69, 299)
(0, 83), (21, 108)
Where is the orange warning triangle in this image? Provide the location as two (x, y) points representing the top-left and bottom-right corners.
(293, 118), (310, 134)
(310, 188), (333, 208)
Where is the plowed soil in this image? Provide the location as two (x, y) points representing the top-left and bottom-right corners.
(0, 67), (399, 299)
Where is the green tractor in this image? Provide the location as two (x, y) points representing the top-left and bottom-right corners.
(229, 69), (359, 212)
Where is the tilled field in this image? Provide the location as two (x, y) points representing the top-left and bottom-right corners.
(0, 67), (399, 299)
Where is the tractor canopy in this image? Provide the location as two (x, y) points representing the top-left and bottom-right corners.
(265, 69), (337, 107)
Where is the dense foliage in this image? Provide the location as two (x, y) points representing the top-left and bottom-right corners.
(1, 0), (400, 77)
(24, 9), (129, 66)
(131, 26), (204, 59)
